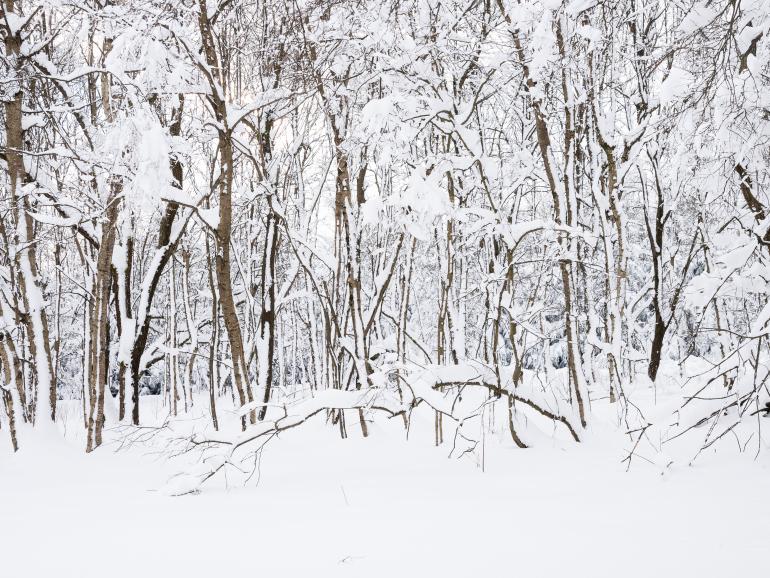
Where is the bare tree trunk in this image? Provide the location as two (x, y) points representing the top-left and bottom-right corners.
(128, 96), (185, 425)
(257, 205), (279, 420)
(117, 234), (133, 420)
(0, 338), (21, 451)
(256, 107), (280, 422)
(86, 192), (119, 453)
(205, 232), (220, 431)
(197, 0), (254, 428)
(169, 259), (179, 416)
(646, 161), (666, 383)
(181, 250), (198, 414)
(3, 0), (56, 424)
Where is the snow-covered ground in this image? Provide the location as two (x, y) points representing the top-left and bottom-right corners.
(2, 395), (768, 578)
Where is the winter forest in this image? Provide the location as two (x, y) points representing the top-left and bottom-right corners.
(2, 0), (770, 575)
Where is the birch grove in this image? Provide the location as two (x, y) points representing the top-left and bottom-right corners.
(1, 0), (769, 471)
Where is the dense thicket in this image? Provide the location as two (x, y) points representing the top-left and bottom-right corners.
(1, 0), (769, 463)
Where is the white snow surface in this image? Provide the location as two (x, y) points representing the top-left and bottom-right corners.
(2, 395), (768, 578)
